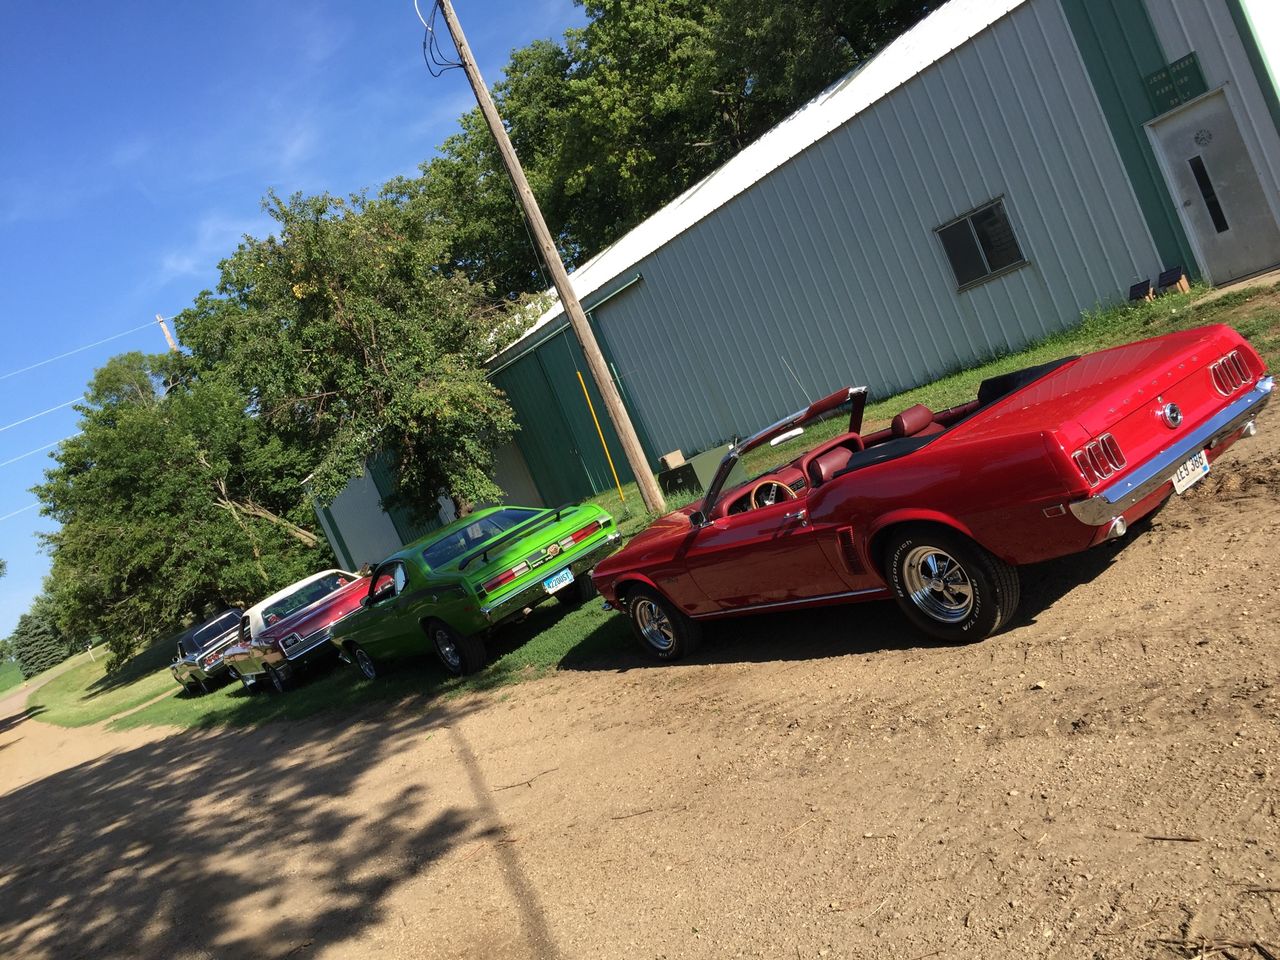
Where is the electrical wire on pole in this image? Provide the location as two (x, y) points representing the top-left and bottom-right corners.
(0, 503), (38, 523)
(425, 0), (666, 513)
(0, 436), (76, 469)
(0, 319), (157, 384)
(0, 398), (82, 435)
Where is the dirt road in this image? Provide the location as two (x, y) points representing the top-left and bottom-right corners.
(1, 417), (1277, 960)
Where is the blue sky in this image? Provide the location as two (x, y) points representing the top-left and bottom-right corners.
(0, 1), (587, 639)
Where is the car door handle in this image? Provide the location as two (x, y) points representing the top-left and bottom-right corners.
(783, 509), (807, 524)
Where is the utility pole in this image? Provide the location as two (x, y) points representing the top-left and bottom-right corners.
(433, 0), (666, 513)
(156, 314), (179, 353)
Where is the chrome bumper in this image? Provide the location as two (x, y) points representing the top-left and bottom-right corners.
(1070, 376), (1272, 525)
(479, 532), (622, 622)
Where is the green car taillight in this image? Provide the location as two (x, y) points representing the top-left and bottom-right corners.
(557, 519), (603, 550)
(481, 561), (530, 595)
(479, 518), (607, 595)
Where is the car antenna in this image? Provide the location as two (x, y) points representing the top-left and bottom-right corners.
(779, 354), (811, 404)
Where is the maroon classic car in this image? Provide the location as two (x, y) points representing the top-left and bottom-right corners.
(592, 325), (1271, 659)
(223, 569), (367, 693)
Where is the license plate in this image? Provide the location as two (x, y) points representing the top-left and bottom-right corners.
(543, 568), (574, 594)
(1171, 449), (1210, 494)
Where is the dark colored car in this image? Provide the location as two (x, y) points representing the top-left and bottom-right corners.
(169, 608), (244, 695)
(593, 325), (1270, 659)
(331, 503), (620, 677)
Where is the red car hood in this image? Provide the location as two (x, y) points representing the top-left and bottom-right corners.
(258, 576), (369, 645)
(595, 507), (696, 573)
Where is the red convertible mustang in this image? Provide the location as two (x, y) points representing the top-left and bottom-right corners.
(592, 325), (1271, 659)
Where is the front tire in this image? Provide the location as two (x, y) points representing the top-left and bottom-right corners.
(626, 585), (701, 662)
(885, 525), (1019, 642)
(351, 645), (378, 681)
(428, 621), (486, 676)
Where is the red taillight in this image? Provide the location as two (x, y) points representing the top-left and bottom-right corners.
(559, 520), (602, 549)
(1072, 433), (1124, 486)
(482, 561), (530, 595)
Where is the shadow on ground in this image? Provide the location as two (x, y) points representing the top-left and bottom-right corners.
(0, 692), (558, 959)
(0, 705), (46, 736)
(557, 522), (1156, 673)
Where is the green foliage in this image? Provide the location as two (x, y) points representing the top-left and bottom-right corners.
(7, 593), (76, 679)
(424, 0), (930, 299)
(176, 187), (532, 515)
(34, 353), (328, 663)
(0, 660), (23, 696)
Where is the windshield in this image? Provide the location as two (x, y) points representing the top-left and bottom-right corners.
(181, 611), (241, 655)
(422, 508), (540, 568)
(262, 574), (351, 626)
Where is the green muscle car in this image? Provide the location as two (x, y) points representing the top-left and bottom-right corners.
(330, 503), (620, 677)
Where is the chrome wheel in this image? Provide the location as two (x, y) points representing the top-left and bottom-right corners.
(633, 598), (675, 653)
(434, 627), (461, 671)
(266, 665), (285, 694)
(353, 647), (377, 680)
(901, 546), (974, 624)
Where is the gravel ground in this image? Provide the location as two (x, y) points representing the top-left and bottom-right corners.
(0, 413), (1276, 960)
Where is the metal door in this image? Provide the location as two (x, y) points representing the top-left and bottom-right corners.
(1149, 90), (1280, 283)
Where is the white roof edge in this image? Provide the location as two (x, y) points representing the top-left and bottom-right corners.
(496, 0), (1030, 360)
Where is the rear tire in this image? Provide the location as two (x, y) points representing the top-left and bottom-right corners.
(428, 621), (486, 676)
(554, 573), (597, 606)
(885, 525), (1019, 642)
(625, 585), (701, 662)
(265, 663), (287, 695)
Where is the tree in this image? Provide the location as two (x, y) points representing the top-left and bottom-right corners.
(7, 592), (76, 679)
(176, 186), (531, 516)
(423, 0), (931, 299)
(35, 352), (328, 662)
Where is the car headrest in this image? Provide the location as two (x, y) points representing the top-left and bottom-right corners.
(891, 404), (935, 437)
(810, 446), (855, 485)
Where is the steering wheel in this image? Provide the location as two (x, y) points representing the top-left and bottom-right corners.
(750, 479), (797, 509)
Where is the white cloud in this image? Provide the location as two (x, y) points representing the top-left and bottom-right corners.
(158, 210), (274, 282)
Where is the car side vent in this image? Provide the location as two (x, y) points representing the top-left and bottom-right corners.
(836, 526), (864, 574)
(1210, 350), (1250, 396)
(1072, 433), (1125, 486)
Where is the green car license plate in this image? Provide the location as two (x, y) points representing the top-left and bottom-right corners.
(543, 568), (574, 594)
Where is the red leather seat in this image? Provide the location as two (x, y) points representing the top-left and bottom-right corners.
(891, 404), (944, 438)
(810, 445), (856, 484)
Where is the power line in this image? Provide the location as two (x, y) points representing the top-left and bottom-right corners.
(416, 0), (461, 78)
(0, 436), (76, 469)
(0, 398), (82, 435)
(0, 320), (157, 385)
(0, 503), (38, 523)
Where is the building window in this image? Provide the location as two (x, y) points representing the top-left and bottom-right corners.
(936, 198), (1027, 289)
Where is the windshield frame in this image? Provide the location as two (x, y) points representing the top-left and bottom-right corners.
(694, 386), (865, 523)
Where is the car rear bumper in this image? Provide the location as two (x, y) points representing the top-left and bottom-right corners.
(1069, 376), (1272, 525)
(479, 532), (622, 623)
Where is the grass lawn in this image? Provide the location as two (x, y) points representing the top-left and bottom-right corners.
(39, 281), (1280, 732)
(0, 660), (24, 696)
